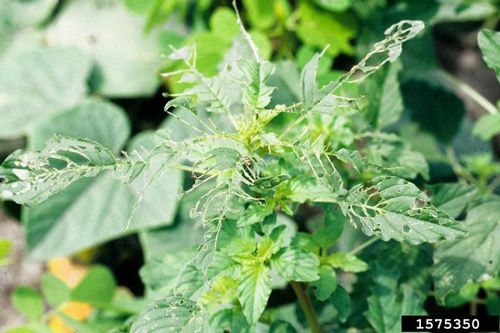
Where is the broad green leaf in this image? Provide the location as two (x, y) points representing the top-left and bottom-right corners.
(314, 0), (351, 12)
(8, 102), (181, 259)
(210, 7), (239, 42)
(324, 252), (368, 273)
(139, 189), (205, 261)
(478, 29), (500, 81)
(473, 113), (500, 141)
(433, 199), (500, 301)
(0, 0), (57, 27)
(28, 98), (130, 153)
(71, 266), (116, 306)
(270, 247), (320, 282)
(341, 177), (467, 244)
(41, 274), (70, 308)
(46, 0), (161, 97)
(330, 285), (350, 323)
(312, 208), (346, 249)
(131, 296), (205, 333)
(428, 183), (478, 219)
(296, 0), (357, 56)
(0, 239), (12, 265)
(0, 47), (92, 139)
(310, 265), (337, 301)
(12, 287), (44, 322)
(243, 0), (276, 30)
(403, 79), (465, 143)
(238, 262), (273, 324)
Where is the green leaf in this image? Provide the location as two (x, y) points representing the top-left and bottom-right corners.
(12, 103), (181, 259)
(165, 96), (199, 115)
(131, 296), (204, 333)
(139, 188), (205, 261)
(364, 134), (429, 180)
(428, 183), (478, 219)
(433, 199), (500, 301)
(473, 113), (500, 141)
(0, 47), (92, 139)
(0, 239), (12, 265)
(271, 247), (320, 282)
(12, 287), (44, 322)
(342, 177), (467, 244)
(209, 308), (252, 333)
(330, 286), (350, 323)
(366, 279), (426, 333)
(324, 252), (368, 273)
(310, 265), (337, 301)
(0, 0), (57, 27)
(0, 136), (122, 205)
(238, 262), (273, 324)
(4, 324), (51, 333)
(210, 7), (239, 42)
(362, 60), (403, 128)
(269, 320), (298, 333)
(312, 208), (346, 249)
(41, 274), (70, 308)
(478, 29), (500, 81)
(71, 265), (116, 306)
(314, 0), (351, 12)
(29, 98), (130, 153)
(296, 0), (357, 56)
(46, 0), (161, 97)
(403, 80), (465, 143)
(243, 0), (276, 30)
(140, 250), (196, 294)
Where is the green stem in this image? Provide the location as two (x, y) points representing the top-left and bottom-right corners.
(350, 238), (378, 255)
(290, 282), (322, 333)
(438, 70), (498, 115)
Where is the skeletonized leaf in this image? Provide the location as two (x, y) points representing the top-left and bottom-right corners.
(301, 20), (424, 115)
(131, 296), (205, 333)
(341, 177), (466, 244)
(0, 136), (128, 205)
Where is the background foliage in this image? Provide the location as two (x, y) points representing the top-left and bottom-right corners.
(0, 0), (499, 332)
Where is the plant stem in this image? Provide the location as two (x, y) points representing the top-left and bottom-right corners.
(438, 70), (498, 115)
(350, 237), (378, 255)
(290, 281), (322, 333)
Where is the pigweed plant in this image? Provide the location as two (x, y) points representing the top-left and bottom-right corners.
(2, 11), (494, 333)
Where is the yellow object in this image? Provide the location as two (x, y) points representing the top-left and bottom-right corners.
(47, 257), (93, 333)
